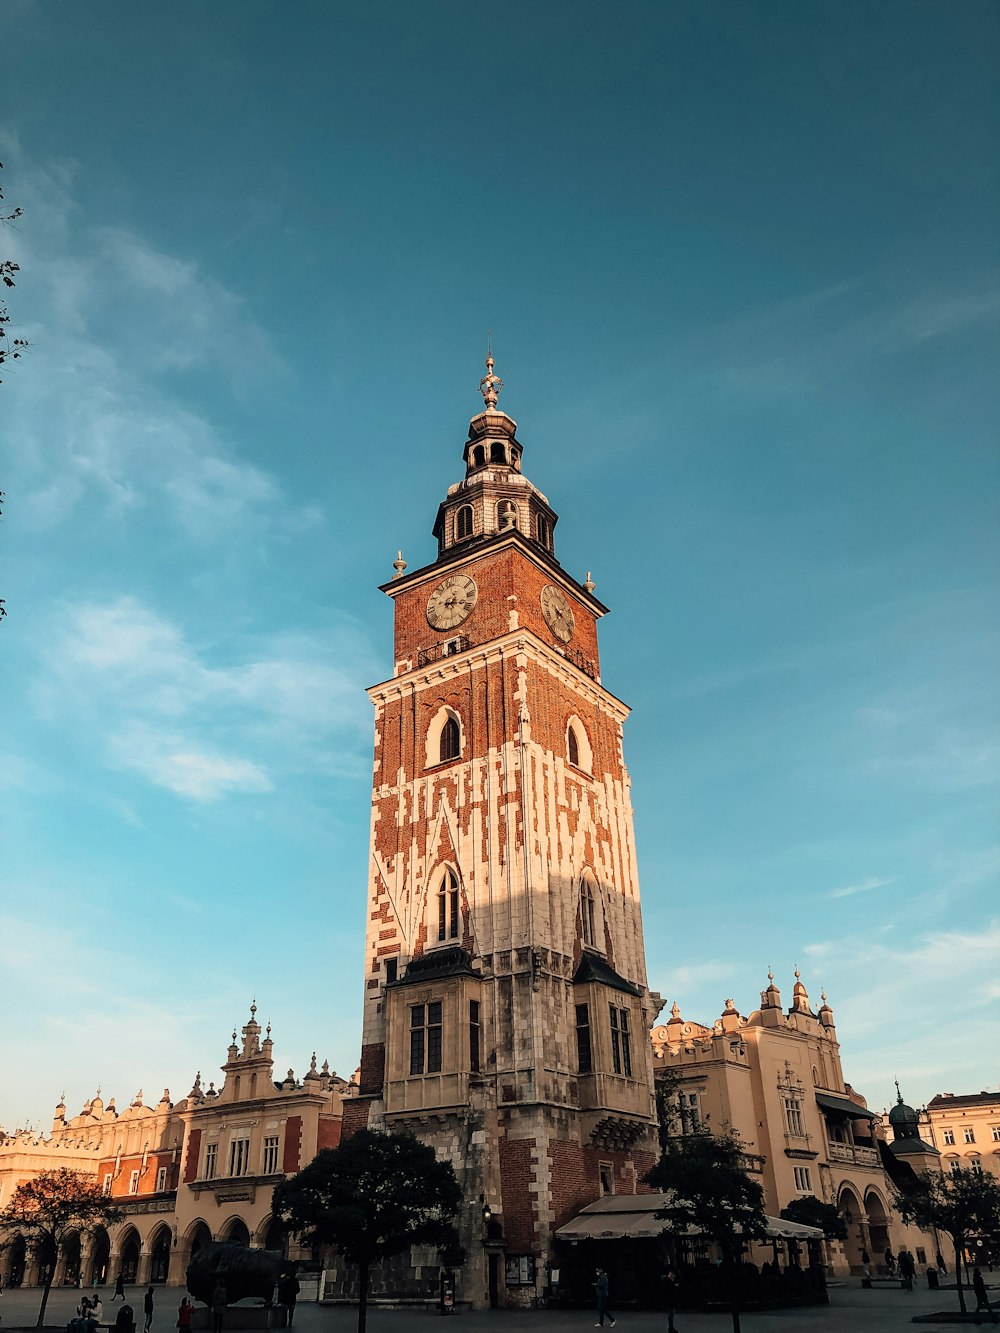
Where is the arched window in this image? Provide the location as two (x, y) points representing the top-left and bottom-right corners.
(490, 441), (507, 464)
(456, 505), (474, 540)
(472, 445), (486, 467)
(437, 870), (460, 942)
(581, 877), (597, 948)
(536, 514), (550, 548)
(565, 716), (593, 772)
(440, 716), (460, 763)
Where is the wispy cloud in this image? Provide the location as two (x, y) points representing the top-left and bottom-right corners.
(828, 875), (892, 900)
(32, 595), (378, 802)
(0, 135), (302, 544)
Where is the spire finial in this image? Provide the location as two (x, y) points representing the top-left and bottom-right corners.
(794, 963), (801, 980)
(584, 571), (596, 594)
(250, 998), (257, 1018)
(767, 965), (774, 983)
(895, 1078), (903, 1103)
(392, 550), (407, 579)
(479, 342), (503, 410)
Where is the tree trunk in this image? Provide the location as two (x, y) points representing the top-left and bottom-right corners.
(954, 1238), (966, 1315)
(37, 1269), (55, 1328)
(357, 1258), (369, 1333)
(722, 1242), (742, 1333)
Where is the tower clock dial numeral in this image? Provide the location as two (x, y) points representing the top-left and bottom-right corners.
(426, 574), (478, 630)
(540, 584), (575, 643)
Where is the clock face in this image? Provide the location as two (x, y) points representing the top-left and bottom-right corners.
(426, 574), (478, 630)
(540, 584), (575, 643)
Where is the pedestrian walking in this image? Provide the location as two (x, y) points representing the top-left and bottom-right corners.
(594, 1267), (616, 1328)
(899, 1249), (916, 1291)
(143, 1287), (154, 1333)
(210, 1281), (227, 1333)
(884, 1248), (896, 1275)
(176, 1298), (193, 1333)
(277, 1273), (299, 1326)
(972, 1267), (994, 1320)
(660, 1269), (678, 1332)
(113, 1274), (126, 1303)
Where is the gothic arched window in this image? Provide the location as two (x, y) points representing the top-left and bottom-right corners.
(437, 869), (460, 942)
(566, 716), (592, 772)
(440, 716), (460, 763)
(581, 876), (597, 948)
(456, 505), (474, 540)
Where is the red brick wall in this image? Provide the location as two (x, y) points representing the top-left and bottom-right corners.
(499, 1138), (537, 1250)
(548, 1141), (660, 1230)
(340, 1099), (372, 1139)
(183, 1129), (202, 1185)
(389, 546), (601, 672)
(282, 1116), (302, 1174)
(358, 1041), (385, 1095)
(316, 1116), (342, 1152)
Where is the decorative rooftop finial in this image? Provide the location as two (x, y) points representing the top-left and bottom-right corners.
(767, 966), (774, 983)
(392, 550), (407, 579)
(584, 571), (596, 594)
(266, 1021), (272, 1037)
(794, 964), (801, 980)
(895, 1078), (903, 1103)
(479, 343), (503, 410)
(250, 999), (257, 1018)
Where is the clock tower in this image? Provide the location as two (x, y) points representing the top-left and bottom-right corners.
(344, 359), (662, 1308)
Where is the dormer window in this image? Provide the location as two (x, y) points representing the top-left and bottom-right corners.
(456, 505), (474, 540)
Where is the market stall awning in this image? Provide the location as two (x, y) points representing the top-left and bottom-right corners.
(555, 1192), (823, 1243)
(815, 1092), (877, 1120)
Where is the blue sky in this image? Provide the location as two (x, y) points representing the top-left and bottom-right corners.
(2, 1), (997, 1131)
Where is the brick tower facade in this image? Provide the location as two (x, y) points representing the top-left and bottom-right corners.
(344, 360), (662, 1308)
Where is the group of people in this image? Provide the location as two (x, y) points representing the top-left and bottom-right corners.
(593, 1267), (679, 1333)
(67, 1273), (300, 1333)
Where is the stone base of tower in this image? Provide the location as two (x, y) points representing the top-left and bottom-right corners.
(331, 1096), (657, 1311)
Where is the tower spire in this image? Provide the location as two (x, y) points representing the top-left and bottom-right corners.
(479, 344), (503, 410)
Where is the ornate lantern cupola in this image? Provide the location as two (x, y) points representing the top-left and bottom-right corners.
(433, 354), (559, 560)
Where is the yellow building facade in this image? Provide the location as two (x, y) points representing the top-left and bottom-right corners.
(650, 970), (931, 1276)
(0, 1008), (350, 1291)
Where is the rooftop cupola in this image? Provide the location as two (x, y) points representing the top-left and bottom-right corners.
(888, 1080), (921, 1139)
(790, 966), (814, 1015)
(433, 354), (558, 560)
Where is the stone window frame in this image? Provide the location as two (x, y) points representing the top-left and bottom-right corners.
(435, 866), (461, 944)
(455, 504), (474, 541)
(579, 869), (605, 954)
(409, 1000), (444, 1076)
(565, 715), (593, 774)
(261, 1135), (281, 1175)
(425, 705), (465, 770)
(128, 1169), (140, 1195)
(793, 1165), (812, 1193)
(154, 1165), (167, 1193)
(943, 1127), (955, 1145)
(963, 1125), (976, 1144)
(203, 1141), (218, 1180)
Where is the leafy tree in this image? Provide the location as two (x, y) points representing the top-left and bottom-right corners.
(0, 161), (28, 382)
(896, 1167), (1000, 1315)
(779, 1194), (847, 1241)
(0, 1168), (123, 1327)
(271, 1128), (461, 1333)
(645, 1129), (768, 1333)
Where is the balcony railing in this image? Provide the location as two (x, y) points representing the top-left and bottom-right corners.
(827, 1142), (880, 1167)
(417, 636), (471, 668)
(563, 645), (598, 679)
